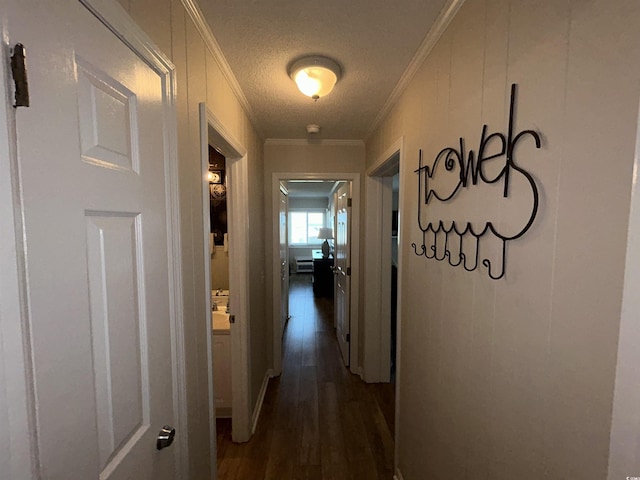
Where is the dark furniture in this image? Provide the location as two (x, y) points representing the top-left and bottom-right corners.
(312, 250), (334, 298)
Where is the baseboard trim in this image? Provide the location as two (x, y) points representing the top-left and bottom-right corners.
(251, 369), (274, 434)
(394, 467), (404, 480)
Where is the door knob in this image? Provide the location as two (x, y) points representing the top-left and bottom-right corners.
(156, 425), (175, 450)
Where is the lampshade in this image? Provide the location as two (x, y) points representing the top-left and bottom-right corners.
(289, 56), (341, 100)
(317, 227), (334, 240)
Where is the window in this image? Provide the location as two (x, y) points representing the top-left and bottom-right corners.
(289, 210), (325, 245)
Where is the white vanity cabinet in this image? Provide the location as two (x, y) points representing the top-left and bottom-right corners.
(212, 329), (231, 417)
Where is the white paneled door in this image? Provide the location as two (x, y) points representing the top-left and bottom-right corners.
(7, 0), (179, 478)
(335, 183), (351, 366)
(279, 184), (289, 336)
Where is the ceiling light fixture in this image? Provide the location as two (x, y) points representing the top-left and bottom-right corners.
(306, 124), (320, 134)
(288, 55), (341, 100)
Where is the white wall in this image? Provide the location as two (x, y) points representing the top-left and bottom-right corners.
(366, 0), (640, 477)
(210, 246), (230, 290)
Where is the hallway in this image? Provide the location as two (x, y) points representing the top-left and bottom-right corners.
(216, 274), (395, 479)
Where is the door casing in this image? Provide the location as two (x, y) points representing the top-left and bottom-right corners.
(363, 137), (405, 383)
(363, 136), (405, 476)
(279, 183), (290, 337)
(199, 104), (252, 446)
(0, 29), (37, 480)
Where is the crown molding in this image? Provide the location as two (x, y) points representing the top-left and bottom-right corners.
(264, 138), (365, 147)
(365, 0), (466, 140)
(181, 0), (264, 139)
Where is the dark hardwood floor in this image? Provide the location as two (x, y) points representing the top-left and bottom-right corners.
(216, 273), (395, 479)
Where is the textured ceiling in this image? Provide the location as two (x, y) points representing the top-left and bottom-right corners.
(198, 0), (448, 140)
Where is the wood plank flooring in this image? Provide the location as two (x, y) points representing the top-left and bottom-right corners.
(216, 274), (395, 479)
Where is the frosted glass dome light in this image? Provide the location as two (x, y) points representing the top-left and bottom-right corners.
(289, 56), (341, 100)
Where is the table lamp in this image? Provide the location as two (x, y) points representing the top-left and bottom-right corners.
(317, 227), (334, 258)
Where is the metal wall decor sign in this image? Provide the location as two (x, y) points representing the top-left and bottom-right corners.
(412, 84), (541, 280)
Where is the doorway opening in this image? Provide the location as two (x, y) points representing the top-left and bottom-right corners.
(283, 180), (341, 361)
(364, 150), (401, 383)
(271, 173), (361, 377)
(199, 104), (252, 477)
(364, 137), (405, 476)
(390, 171), (399, 380)
(207, 146), (233, 420)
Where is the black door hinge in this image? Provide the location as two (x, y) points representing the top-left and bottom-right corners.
(346, 333), (350, 342)
(347, 198), (352, 207)
(10, 44), (30, 108)
(346, 267), (351, 276)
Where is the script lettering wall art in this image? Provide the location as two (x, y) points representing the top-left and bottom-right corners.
(412, 84), (542, 280)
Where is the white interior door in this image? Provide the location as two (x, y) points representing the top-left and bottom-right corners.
(335, 183), (351, 366)
(7, 0), (179, 477)
(279, 184), (290, 335)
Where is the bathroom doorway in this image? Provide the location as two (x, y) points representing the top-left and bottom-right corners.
(209, 146), (229, 291)
(200, 104), (252, 468)
(208, 146), (232, 424)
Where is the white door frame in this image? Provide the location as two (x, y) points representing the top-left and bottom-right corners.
(363, 137), (404, 383)
(278, 182), (290, 338)
(607, 97), (640, 479)
(363, 137), (405, 477)
(0, 0), (187, 476)
(0, 36), (38, 480)
(271, 172), (361, 377)
(199, 104), (252, 446)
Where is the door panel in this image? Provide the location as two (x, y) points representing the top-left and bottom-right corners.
(279, 185), (289, 335)
(335, 183), (351, 366)
(8, 0), (177, 477)
(86, 214), (147, 470)
(77, 57), (138, 173)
